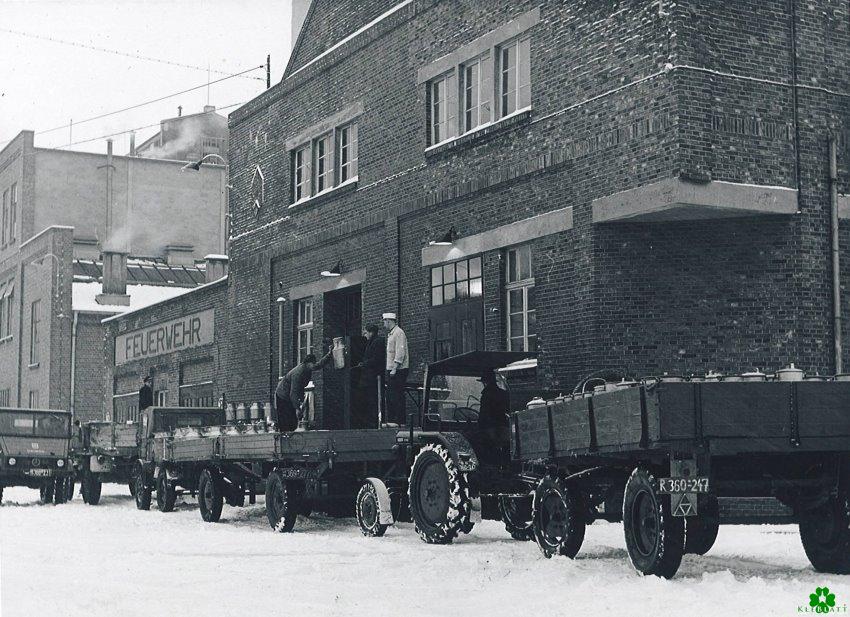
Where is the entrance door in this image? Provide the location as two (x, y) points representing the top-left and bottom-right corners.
(322, 287), (363, 429)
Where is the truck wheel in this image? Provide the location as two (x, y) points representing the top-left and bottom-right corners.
(407, 444), (472, 545)
(129, 479), (136, 498)
(53, 477), (69, 505)
(39, 480), (54, 504)
(265, 471), (300, 532)
(134, 473), (152, 511)
(685, 495), (719, 555)
(65, 477), (75, 501)
(532, 477), (585, 558)
(800, 479), (850, 574)
(82, 470), (102, 506)
(198, 469), (224, 523)
(623, 467), (685, 579)
(0, 487), (3, 504)
(356, 481), (388, 537)
(156, 468), (177, 513)
(499, 493), (534, 541)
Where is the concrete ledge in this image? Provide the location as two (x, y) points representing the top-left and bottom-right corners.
(289, 268), (366, 300)
(422, 207), (573, 267)
(591, 177), (798, 223)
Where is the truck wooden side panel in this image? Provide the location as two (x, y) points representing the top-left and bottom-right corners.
(797, 382), (850, 438)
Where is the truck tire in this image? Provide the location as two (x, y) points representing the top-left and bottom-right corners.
(800, 478), (850, 574)
(499, 493), (534, 541)
(684, 495), (719, 555)
(39, 480), (54, 504)
(532, 477), (585, 558)
(134, 473), (152, 511)
(265, 470), (300, 533)
(129, 480), (136, 498)
(198, 469), (224, 523)
(82, 470), (102, 506)
(407, 443), (472, 545)
(0, 487), (3, 504)
(623, 467), (685, 579)
(156, 468), (177, 513)
(53, 477), (69, 505)
(356, 481), (389, 537)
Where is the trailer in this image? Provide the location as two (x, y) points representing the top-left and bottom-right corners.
(144, 352), (533, 544)
(72, 421), (141, 504)
(511, 378), (850, 578)
(0, 407), (75, 504)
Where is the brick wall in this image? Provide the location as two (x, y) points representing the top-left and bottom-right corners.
(73, 312), (113, 422)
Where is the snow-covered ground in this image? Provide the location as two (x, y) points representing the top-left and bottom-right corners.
(0, 484), (845, 617)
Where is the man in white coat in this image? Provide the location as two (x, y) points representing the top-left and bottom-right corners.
(382, 312), (409, 424)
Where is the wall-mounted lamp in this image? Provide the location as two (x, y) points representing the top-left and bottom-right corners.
(429, 226), (457, 246)
(320, 261), (342, 277)
(180, 153), (227, 171)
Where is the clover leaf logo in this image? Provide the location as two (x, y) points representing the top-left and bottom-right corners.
(810, 587), (836, 613)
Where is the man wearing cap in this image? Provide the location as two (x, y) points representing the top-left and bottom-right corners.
(138, 376), (154, 412)
(382, 312), (409, 424)
(275, 348), (334, 431)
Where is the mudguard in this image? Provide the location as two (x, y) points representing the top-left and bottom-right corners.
(418, 431), (479, 473)
(364, 477), (395, 526)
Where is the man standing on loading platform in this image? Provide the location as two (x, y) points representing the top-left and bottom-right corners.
(382, 312), (409, 424)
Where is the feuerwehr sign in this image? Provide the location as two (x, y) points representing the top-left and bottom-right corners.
(115, 309), (215, 365)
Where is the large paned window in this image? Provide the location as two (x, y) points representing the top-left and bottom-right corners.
(9, 183), (16, 243)
(28, 390), (39, 409)
(338, 124), (358, 182)
(1, 189), (7, 246)
(0, 281), (13, 339)
(29, 299), (40, 364)
(430, 72), (457, 145)
(314, 133), (334, 193)
(295, 298), (314, 363)
(431, 257), (483, 306)
(506, 245), (536, 352)
(291, 122), (359, 204)
(293, 145), (311, 202)
(497, 37), (531, 118)
(461, 54), (492, 133)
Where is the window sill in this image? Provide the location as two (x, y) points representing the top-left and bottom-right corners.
(425, 107), (533, 157)
(28, 362), (40, 369)
(289, 177), (359, 210)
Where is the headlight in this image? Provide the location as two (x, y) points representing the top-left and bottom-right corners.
(8, 457), (16, 466)
(57, 459), (65, 468)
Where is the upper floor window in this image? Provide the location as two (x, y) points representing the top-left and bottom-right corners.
(497, 36), (531, 118)
(28, 390), (39, 409)
(1, 189), (7, 246)
(0, 281), (13, 339)
(338, 124), (358, 183)
(9, 183), (16, 244)
(430, 72), (457, 145)
(293, 145), (311, 202)
(29, 299), (40, 364)
(461, 55), (492, 132)
(314, 134), (334, 193)
(290, 122), (359, 205)
(295, 298), (314, 363)
(431, 256), (483, 306)
(505, 245), (536, 352)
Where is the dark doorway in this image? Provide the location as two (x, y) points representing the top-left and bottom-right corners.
(322, 287), (363, 429)
(428, 299), (484, 361)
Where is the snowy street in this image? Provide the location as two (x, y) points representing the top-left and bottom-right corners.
(0, 484), (844, 617)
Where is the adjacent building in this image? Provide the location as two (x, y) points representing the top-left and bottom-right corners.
(218, 0), (848, 431)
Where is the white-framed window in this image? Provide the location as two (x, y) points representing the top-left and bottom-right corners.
(338, 123), (358, 182)
(0, 388), (10, 406)
(28, 390), (39, 409)
(156, 391), (167, 407)
(506, 245), (536, 352)
(497, 36), (531, 118)
(461, 54), (492, 133)
(2, 284), (12, 338)
(295, 298), (314, 363)
(1, 189), (7, 246)
(293, 145), (311, 202)
(314, 133), (334, 193)
(29, 299), (40, 364)
(430, 71), (457, 145)
(431, 256), (483, 306)
(8, 183), (15, 244)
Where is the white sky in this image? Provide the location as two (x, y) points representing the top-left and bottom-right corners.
(0, 0), (293, 154)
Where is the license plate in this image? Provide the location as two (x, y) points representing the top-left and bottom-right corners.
(658, 477), (709, 493)
(25, 469), (53, 477)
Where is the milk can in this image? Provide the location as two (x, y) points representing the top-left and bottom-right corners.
(332, 337), (346, 369)
(249, 402), (261, 421)
(740, 369), (767, 382)
(225, 403), (235, 424)
(775, 363), (804, 382)
(526, 397), (547, 409)
(236, 403), (247, 421)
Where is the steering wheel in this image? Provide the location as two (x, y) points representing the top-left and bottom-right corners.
(452, 407), (480, 423)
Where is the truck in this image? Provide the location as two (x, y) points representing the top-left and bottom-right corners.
(510, 376), (850, 578)
(0, 407), (75, 504)
(137, 351), (534, 544)
(72, 421), (142, 504)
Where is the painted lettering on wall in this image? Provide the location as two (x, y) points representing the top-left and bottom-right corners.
(114, 309), (215, 365)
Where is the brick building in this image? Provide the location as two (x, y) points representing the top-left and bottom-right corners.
(221, 0), (849, 428)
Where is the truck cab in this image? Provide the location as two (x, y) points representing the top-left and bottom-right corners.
(0, 407), (73, 503)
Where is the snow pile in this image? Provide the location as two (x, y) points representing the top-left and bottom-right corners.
(0, 485), (843, 617)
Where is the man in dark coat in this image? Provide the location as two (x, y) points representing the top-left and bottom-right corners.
(477, 371), (511, 464)
(138, 376), (153, 412)
(275, 349), (333, 431)
(356, 324), (385, 427)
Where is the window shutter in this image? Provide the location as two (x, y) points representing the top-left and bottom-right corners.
(519, 37), (531, 109)
(446, 72), (458, 139)
(480, 54), (493, 125)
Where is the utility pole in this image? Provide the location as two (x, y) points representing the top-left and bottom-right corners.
(266, 54), (271, 89)
(830, 136), (842, 374)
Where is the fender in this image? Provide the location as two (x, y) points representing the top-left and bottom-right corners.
(364, 477), (395, 526)
(418, 431), (479, 474)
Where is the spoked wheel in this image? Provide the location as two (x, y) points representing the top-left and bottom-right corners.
(800, 471), (850, 574)
(133, 466), (152, 510)
(82, 469), (102, 506)
(39, 480), (55, 504)
(532, 477), (585, 558)
(685, 495), (720, 555)
(356, 481), (388, 537)
(623, 467), (685, 579)
(198, 469), (224, 523)
(407, 444), (473, 544)
(156, 468), (177, 513)
(265, 470), (301, 533)
(499, 493), (534, 541)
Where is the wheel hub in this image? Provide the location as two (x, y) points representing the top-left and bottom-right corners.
(633, 490), (659, 557)
(419, 461), (449, 523)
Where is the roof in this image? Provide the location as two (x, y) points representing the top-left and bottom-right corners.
(72, 281), (193, 315)
(427, 351), (537, 377)
(73, 259), (206, 287)
(100, 276), (227, 323)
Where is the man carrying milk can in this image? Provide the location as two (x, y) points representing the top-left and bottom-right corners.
(382, 312), (409, 424)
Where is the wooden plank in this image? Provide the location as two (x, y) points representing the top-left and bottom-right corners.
(551, 399), (591, 453)
(700, 383), (790, 438)
(797, 382), (850, 438)
(593, 389), (643, 448)
(654, 384), (697, 440)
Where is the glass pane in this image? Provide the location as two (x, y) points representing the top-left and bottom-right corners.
(520, 246), (532, 280)
(527, 336), (537, 352)
(526, 285), (535, 310)
(469, 278), (482, 297)
(456, 280), (469, 299)
(509, 315), (524, 336)
(456, 260), (468, 281)
(510, 336), (524, 352)
(444, 284), (456, 303)
(509, 289), (523, 313)
(527, 310), (536, 336)
(508, 250), (517, 283)
(431, 267), (443, 286)
(432, 287), (443, 306)
(443, 263), (455, 284)
(469, 256), (482, 278)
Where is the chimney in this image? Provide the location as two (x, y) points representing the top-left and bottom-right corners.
(129, 131), (136, 156)
(203, 105), (216, 114)
(96, 250), (130, 306)
(178, 105), (183, 117)
(106, 139), (114, 237)
(204, 254), (229, 283)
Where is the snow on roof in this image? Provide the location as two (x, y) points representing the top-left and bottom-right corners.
(72, 281), (192, 315)
(100, 276), (227, 323)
